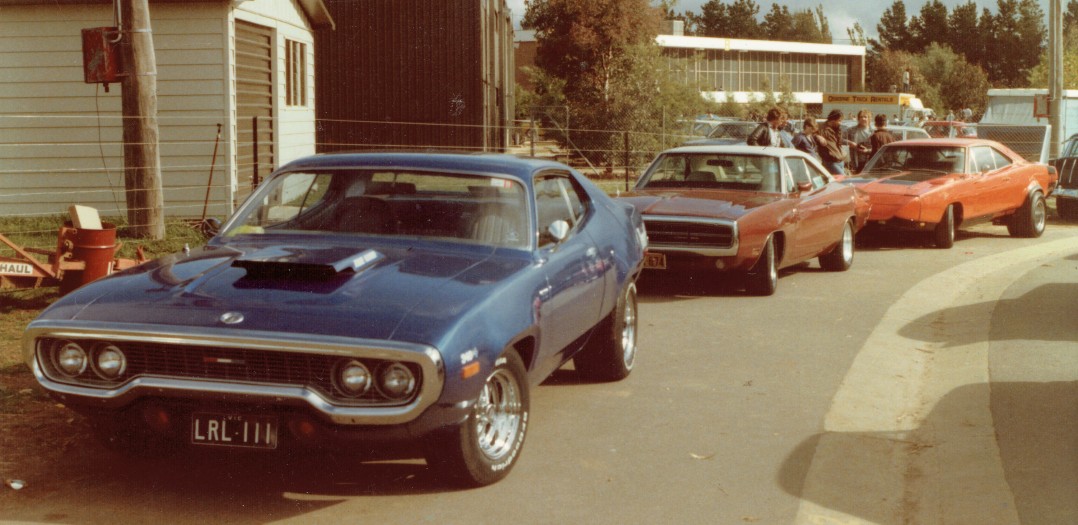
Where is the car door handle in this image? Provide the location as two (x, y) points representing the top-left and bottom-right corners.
(823, 201), (833, 206)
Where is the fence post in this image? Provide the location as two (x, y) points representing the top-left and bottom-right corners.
(624, 131), (631, 192)
(530, 117), (536, 157)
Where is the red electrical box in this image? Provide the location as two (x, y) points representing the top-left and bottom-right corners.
(81, 27), (121, 88)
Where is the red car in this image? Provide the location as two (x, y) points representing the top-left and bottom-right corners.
(619, 145), (870, 296)
(847, 138), (1056, 248)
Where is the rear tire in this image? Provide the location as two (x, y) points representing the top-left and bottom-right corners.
(933, 204), (955, 249)
(425, 350), (529, 487)
(1007, 191), (1046, 238)
(575, 281), (638, 382)
(745, 237), (777, 296)
(819, 219), (854, 272)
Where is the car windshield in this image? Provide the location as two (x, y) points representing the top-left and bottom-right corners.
(707, 122), (758, 140)
(221, 169), (530, 248)
(860, 145), (966, 179)
(638, 153), (783, 192)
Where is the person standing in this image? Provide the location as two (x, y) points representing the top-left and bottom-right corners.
(843, 109), (873, 173)
(902, 68), (911, 92)
(747, 107), (787, 147)
(818, 110), (849, 175)
(791, 117), (820, 159)
(869, 114), (896, 160)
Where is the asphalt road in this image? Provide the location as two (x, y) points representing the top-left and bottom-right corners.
(1, 220), (1075, 525)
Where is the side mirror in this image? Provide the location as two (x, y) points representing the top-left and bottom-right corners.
(797, 181), (813, 192)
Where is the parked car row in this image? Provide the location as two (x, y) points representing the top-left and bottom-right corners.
(20, 137), (1059, 487)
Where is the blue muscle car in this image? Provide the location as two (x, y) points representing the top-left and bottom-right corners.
(23, 153), (646, 486)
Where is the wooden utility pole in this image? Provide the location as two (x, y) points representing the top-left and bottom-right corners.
(119, 0), (165, 239)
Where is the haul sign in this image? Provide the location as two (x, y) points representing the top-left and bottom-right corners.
(823, 93), (914, 106)
(0, 262), (34, 276)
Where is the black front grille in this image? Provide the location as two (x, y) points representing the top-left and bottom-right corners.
(38, 338), (420, 406)
(645, 219), (734, 248)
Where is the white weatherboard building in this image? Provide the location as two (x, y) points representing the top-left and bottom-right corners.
(0, 0), (333, 219)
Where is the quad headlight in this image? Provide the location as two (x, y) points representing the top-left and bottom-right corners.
(45, 340), (127, 382)
(377, 362), (416, 400)
(54, 341), (88, 377)
(335, 360), (372, 396)
(91, 344), (127, 379)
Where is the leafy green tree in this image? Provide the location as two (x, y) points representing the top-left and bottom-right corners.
(1026, 6), (1078, 89)
(693, 0), (763, 39)
(911, 43), (990, 116)
(877, 1), (914, 52)
(947, 1), (983, 65)
(866, 49), (916, 93)
(908, 0), (949, 52)
(523, 0), (709, 163)
(762, 4), (793, 40)
(983, 0), (1046, 87)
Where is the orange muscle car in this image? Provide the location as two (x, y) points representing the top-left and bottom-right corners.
(845, 138), (1056, 248)
(618, 145), (870, 296)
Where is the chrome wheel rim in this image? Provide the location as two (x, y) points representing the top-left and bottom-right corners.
(767, 242), (777, 284)
(841, 222), (853, 264)
(1033, 196), (1046, 232)
(621, 284), (638, 370)
(474, 368), (524, 462)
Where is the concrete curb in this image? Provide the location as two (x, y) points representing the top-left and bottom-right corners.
(795, 236), (1078, 524)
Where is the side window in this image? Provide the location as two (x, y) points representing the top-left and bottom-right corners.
(805, 161), (828, 189)
(535, 174), (589, 246)
(972, 147), (995, 172)
(784, 158), (809, 192)
(990, 148), (1012, 169)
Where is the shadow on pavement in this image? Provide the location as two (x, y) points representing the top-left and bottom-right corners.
(898, 282), (1078, 347)
(777, 380), (1078, 525)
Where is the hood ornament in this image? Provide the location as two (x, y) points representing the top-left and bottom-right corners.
(219, 312), (245, 325)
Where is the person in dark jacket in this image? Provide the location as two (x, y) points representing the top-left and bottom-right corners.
(869, 113), (896, 160)
(791, 117), (820, 159)
(818, 110), (850, 175)
(747, 108), (786, 147)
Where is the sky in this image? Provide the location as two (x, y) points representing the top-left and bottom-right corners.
(505, 0), (1056, 44)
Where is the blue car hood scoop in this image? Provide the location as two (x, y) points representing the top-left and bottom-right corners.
(232, 246), (383, 280)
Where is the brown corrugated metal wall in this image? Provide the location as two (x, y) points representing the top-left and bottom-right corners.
(315, 0), (512, 153)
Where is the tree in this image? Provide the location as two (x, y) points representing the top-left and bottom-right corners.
(522, 0), (709, 163)
(983, 0), (1046, 87)
(762, 4), (793, 41)
(523, 0), (661, 104)
(877, 1), (914, 53)
(866, 49), (916, 93)
(912, 43), (990, 116)
(908, 0), (949, 52)
(693, 0), (763, 39)
(1026, 13), (1078, 89)
(947, 1), (983, 65)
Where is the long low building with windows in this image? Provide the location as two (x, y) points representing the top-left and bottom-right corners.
(658, 32), (866, 112)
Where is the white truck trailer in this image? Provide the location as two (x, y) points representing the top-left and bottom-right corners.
(821, 92), (933, 123)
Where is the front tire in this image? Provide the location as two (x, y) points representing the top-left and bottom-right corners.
(575, 281), (638, 382)
(425, 351), (529, 487)
(745, 237), (777, 296)
(819, 219), (854, 272)
(933, 204), (955, 249)
(1008, 191), (1046, 238)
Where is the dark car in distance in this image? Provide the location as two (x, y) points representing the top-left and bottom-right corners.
(23, 153), (647, 486)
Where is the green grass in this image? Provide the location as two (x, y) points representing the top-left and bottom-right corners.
(1, 217), (209, 370)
